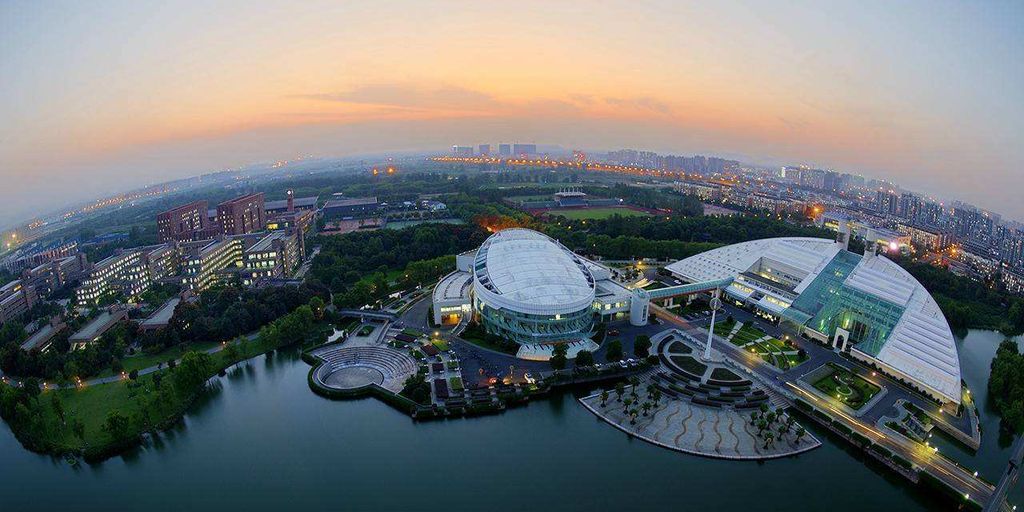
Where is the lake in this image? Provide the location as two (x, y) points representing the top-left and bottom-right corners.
(0, 330), (1020, 511)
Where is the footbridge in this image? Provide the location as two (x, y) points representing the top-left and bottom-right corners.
(629, 277), (733, 326)
(646, 277), (734, 300)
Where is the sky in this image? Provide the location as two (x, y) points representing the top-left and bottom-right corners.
(1, 0), (1022, 224)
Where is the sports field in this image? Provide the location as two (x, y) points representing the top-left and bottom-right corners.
(543, 207), (651, 220)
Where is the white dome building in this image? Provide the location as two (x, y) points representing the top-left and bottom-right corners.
(471, 229), (596, 345)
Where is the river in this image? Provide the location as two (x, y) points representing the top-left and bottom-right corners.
(0, 330), (1020, 511)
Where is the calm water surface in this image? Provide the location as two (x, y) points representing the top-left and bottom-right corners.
(0, 330), (1020, 511)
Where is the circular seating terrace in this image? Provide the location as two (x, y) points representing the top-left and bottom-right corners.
(313, 346), (418, 393)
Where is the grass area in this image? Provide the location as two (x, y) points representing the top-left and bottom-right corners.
(356, 324), (375, 336)
(710, 367), (742, 381)
(446, 361), (460, 370)
(642, 280), (667, 290)
(668, 355), (707, 376)
(812, 363), (882, 410)
(401, 328), (424, 337)
(666, 341), (692, 355)
(448, 377), (464, 392)
(23, 329), (309, 458)
(458, 323), (518, 355)
(902, 401), (932, 425)
(543, 207), (651, 220)
(714, 319), (737, 338)
(507, 194), (556, 202)
(431, 339), (449, 351)
(384, 219), (465, 230)
(95, 341), (222, 378)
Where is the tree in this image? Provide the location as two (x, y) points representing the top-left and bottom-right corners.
(103, 411), (131, 442)
(605, 339), (623, 362)
(21, 378), (40, 403)
(633, 335), (652, 357)
(641, 401), (652, 416)
(795, 426), (807, 444)
(550, 344), (568, 371)
(223, 342), (241, 363)
(309, 296), (326, 320)
(600, 389), (609, 407)
(989, 339), (1024, 434)
(173, 351), (214, 396)
(615, 382), (625, 402)
(575, 350), (594, 367)
(50, 393), (65, 424)
(70, 418), (85, 441)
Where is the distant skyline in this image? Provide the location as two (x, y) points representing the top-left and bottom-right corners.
(1, 0), (1022, 224)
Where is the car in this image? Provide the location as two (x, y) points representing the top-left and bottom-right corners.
(619, 360), (628, 368)
(608, 329), (620, 336)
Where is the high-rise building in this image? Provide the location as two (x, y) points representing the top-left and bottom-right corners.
(478, 144), (490, 156)
(451, 145), (474, 156)
(498, 144), (512, 156)
(157, 200), (211, 243)
(217, 193), (265, 236)
(876, 190), (899, 216)
(512, 143), (537, 156)
(75, 251), (152, 307)
(0, 280), (38, 326)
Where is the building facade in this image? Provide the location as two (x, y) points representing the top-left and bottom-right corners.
(157, 200), (213, 243)
(75, 251), (151, 307)
(217, 193), (266, 236)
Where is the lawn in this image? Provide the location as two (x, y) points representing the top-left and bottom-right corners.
(432, 339), (450, 351)
(27, 331), (298, 457)
(356, 324), (375, 337)
(384, 219), (465, 230)
(669, 355), (708, 377)
(543, 207), (651, 220)
(96, 341), (222, 378)
(448, 377), (464, 392)
(812, 363), (882, 410)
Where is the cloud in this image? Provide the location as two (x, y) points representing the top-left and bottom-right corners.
(604, 96), (672, 114)
(294, 83), (500, 112)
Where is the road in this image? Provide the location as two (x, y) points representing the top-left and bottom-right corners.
(651, 303), (996, 508)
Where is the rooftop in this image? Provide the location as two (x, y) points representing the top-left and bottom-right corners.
(325, 197), (378, 208)
(473, 229), (595, 313)
(666, 237), (962, 404)
(265, 196), (318, 211)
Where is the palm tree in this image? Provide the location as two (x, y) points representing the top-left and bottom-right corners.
(615, 382), (625, 402)
(646, 384), (655, 399)
(641, 401), (652, 416)
(652, 389), (662, 407)
(600, 390), (609, 407)
(764, 431), (775, 449)
(795, 426), (806, 444)
(766, 411), (777, 425)
(623, 397), (633, 412)
(750, 411), (760, 425)
(757, 419), (768, 436)
(759, 403), (769, 415)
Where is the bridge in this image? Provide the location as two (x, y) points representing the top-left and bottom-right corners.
(629, 277), (733, 326)
(645, 277), (734, 300)
(334, 309), (397, 322)
(984, 434), (1024, 512)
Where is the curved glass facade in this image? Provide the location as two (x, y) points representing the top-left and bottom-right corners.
(475, 297), (593, 345)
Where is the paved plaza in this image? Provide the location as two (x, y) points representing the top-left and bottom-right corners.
(324, 366), (385, 389)
(580, 381), (821, 460)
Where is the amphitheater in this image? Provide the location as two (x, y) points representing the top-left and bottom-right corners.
(311, 346), (418, 393)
